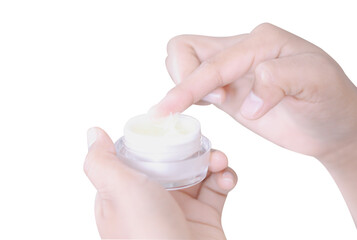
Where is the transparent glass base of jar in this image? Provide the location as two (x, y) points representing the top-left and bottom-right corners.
(114, 136), (211, 190)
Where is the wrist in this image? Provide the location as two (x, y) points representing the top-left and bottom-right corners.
(318, 138), (357, 168)
(317, 139), (357, 226)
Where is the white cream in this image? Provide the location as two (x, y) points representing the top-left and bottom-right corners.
(115, 113), (211, 190)
(123, 114), (201, 160)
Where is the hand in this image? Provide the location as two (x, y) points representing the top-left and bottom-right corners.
(84, 127), (237, 239)
(153, 23), (357, 160)
(152, 23), (357, 225)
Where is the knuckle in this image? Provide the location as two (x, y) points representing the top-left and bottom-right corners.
(201, 58), (224, 87)
(83, 150), (100, 176)
(254, 61), (284, 93)
(167, 34), (191, 50)
(313, 52), (344, 80)
(251, 23), (286, 43)
(84, 150), (112, 177)
(255, 62), (273, 86)
(251, 22), (276, 34)
(201, 57), (217, 68)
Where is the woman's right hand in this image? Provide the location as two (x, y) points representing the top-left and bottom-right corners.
(152, 23), (357, 224)
(153, 23), (357, 161)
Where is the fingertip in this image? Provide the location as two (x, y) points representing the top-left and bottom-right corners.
(209, 150), (228, 172)
(219, 168), (238, 191)
(147, 104), (162, 118)
(148, 88), (185, 117)
(240, 91), (264, 120)
(87, 127), (116, 153)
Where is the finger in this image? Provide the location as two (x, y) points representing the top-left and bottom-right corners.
(153, 23), (282, 116)
(86, 127), (116, 153)
(194, 100), (212, 106)
(172, 150), (228, 198)
(84, 127), (146, 199)
(195, 88), (226, 105)
(84, 127), (116, 187)
(155, 41), (256, 116)
(200, 87), (226, 105)
(165, 35), (243, 107)
(165, 41), (200, 85)
(153, 23), (292, 116)
(166, 34), (248, 84)
(208, 150), (228, 173)
(239, 52), (330, 120)
(197, 168), (237, 214)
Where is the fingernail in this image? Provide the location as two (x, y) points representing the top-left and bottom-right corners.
(202, 92), (222, 105)
(240, 91), (263, 119)
(87, 128), (98, 148)
(222, 171), (235, 185)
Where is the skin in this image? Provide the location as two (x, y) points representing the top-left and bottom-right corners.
(84, 23), (357, 239)
(85, 127), (237, 239)
(153, 23), (357, 225)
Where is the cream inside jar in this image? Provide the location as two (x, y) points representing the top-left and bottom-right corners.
(115, 114), (211, 190)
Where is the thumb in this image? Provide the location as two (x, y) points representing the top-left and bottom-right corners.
(84, 128), (190, 239)
(240, 53), (323, 119)
(84, 127), (145, 198)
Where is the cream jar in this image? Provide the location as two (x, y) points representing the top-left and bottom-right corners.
(114, 114), (211, 190)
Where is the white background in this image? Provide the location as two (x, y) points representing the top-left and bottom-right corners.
(0, 0), (356, 239)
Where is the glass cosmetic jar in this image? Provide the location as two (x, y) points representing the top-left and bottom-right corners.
(114, 114), (211, 190)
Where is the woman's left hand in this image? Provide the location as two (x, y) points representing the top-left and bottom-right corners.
(84, 127), (237, 239)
